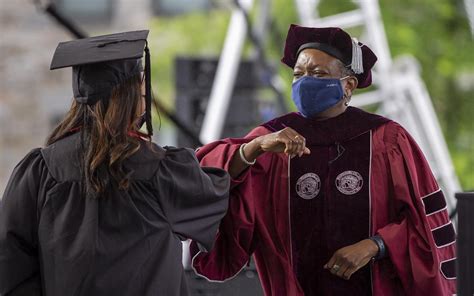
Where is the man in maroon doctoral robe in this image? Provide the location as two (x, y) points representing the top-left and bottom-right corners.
(190, 24), (456, 296)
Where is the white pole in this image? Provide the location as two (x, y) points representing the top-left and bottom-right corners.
(358, 0), (392, 75)
(464, 0), (474, 36)
(307, 9), (365, 28)
(387, 59), (461, 210)
(406, 73), (461, 209)
(295, 0), (320, 24)
(199, 0), (254, 144)
(351, 90), (384, 107)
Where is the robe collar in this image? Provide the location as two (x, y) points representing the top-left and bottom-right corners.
(262, 107), (390, 146)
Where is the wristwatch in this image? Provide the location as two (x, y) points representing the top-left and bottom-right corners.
(369, 235), (387, 260)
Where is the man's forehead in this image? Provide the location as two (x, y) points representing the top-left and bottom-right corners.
(294, 49), (339, 68)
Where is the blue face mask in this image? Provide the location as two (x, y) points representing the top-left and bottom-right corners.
(291, 76), (348, 118)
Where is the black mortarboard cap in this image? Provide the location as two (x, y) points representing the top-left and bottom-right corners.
(50, 30), (153, 135)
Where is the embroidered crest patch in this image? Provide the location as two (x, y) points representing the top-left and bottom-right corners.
(296, 173), (321, 199)
(335, 170), (363, 195)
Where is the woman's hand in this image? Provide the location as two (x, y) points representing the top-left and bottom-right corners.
(254, 127), (311, 158)
(324, 239), (379, 280)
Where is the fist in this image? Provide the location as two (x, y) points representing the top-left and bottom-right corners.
(256, 127), (310, 158)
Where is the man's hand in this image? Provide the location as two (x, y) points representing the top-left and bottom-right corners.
(228, 127), (310, 178)
(324, 239), (379, 280)
(254, 127), (311, 158)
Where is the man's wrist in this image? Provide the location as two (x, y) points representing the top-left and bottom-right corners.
(369, 235), (387, 260)
(364, 238), (379, 258)
(248, 138), (264, 158)
(240, 144), (256, 165)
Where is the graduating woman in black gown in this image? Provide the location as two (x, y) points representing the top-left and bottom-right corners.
(0, 30), (230, 296)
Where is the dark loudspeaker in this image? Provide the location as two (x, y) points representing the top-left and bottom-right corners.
(174, 56), (262, 148)
(455, 192), (474, 296)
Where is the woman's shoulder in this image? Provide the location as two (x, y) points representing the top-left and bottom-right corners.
(41, 133), (82, 182)
(6, 147), (54, 192)
(128, 143), (198, 179)
(156, 146), (199, 168)
(14, 148), (45, 172)
(132, 142), (195, 162)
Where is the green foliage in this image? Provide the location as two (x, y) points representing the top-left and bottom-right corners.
(379, 0), (474, 189)
(149, 0), (473, 189)
(149, 11), (230, 111)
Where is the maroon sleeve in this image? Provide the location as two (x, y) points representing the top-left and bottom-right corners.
(190, 126), (272, 281)
(376, 123), (456, 295)
(196, 126), (270, 188)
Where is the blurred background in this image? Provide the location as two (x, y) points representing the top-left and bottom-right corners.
(0, 0), (473, 294)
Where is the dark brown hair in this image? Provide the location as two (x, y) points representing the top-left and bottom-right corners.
(46, 74), (148, 197)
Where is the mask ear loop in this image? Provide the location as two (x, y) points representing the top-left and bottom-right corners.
(339, 76), (351, 104)
(339, 75), (350, 81)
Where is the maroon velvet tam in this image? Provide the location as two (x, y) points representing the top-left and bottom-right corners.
(281, 24), (378, 88)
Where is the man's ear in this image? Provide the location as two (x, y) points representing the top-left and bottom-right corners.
(345, 76), (358, 98)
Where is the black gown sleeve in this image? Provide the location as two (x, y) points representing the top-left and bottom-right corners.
(0, 149), (52, 296)
(155, 147), (230, 251)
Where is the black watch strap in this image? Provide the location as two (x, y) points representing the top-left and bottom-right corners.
(369, 235), (387, 260)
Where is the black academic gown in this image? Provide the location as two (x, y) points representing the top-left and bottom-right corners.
(0, 133), (230, 296)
